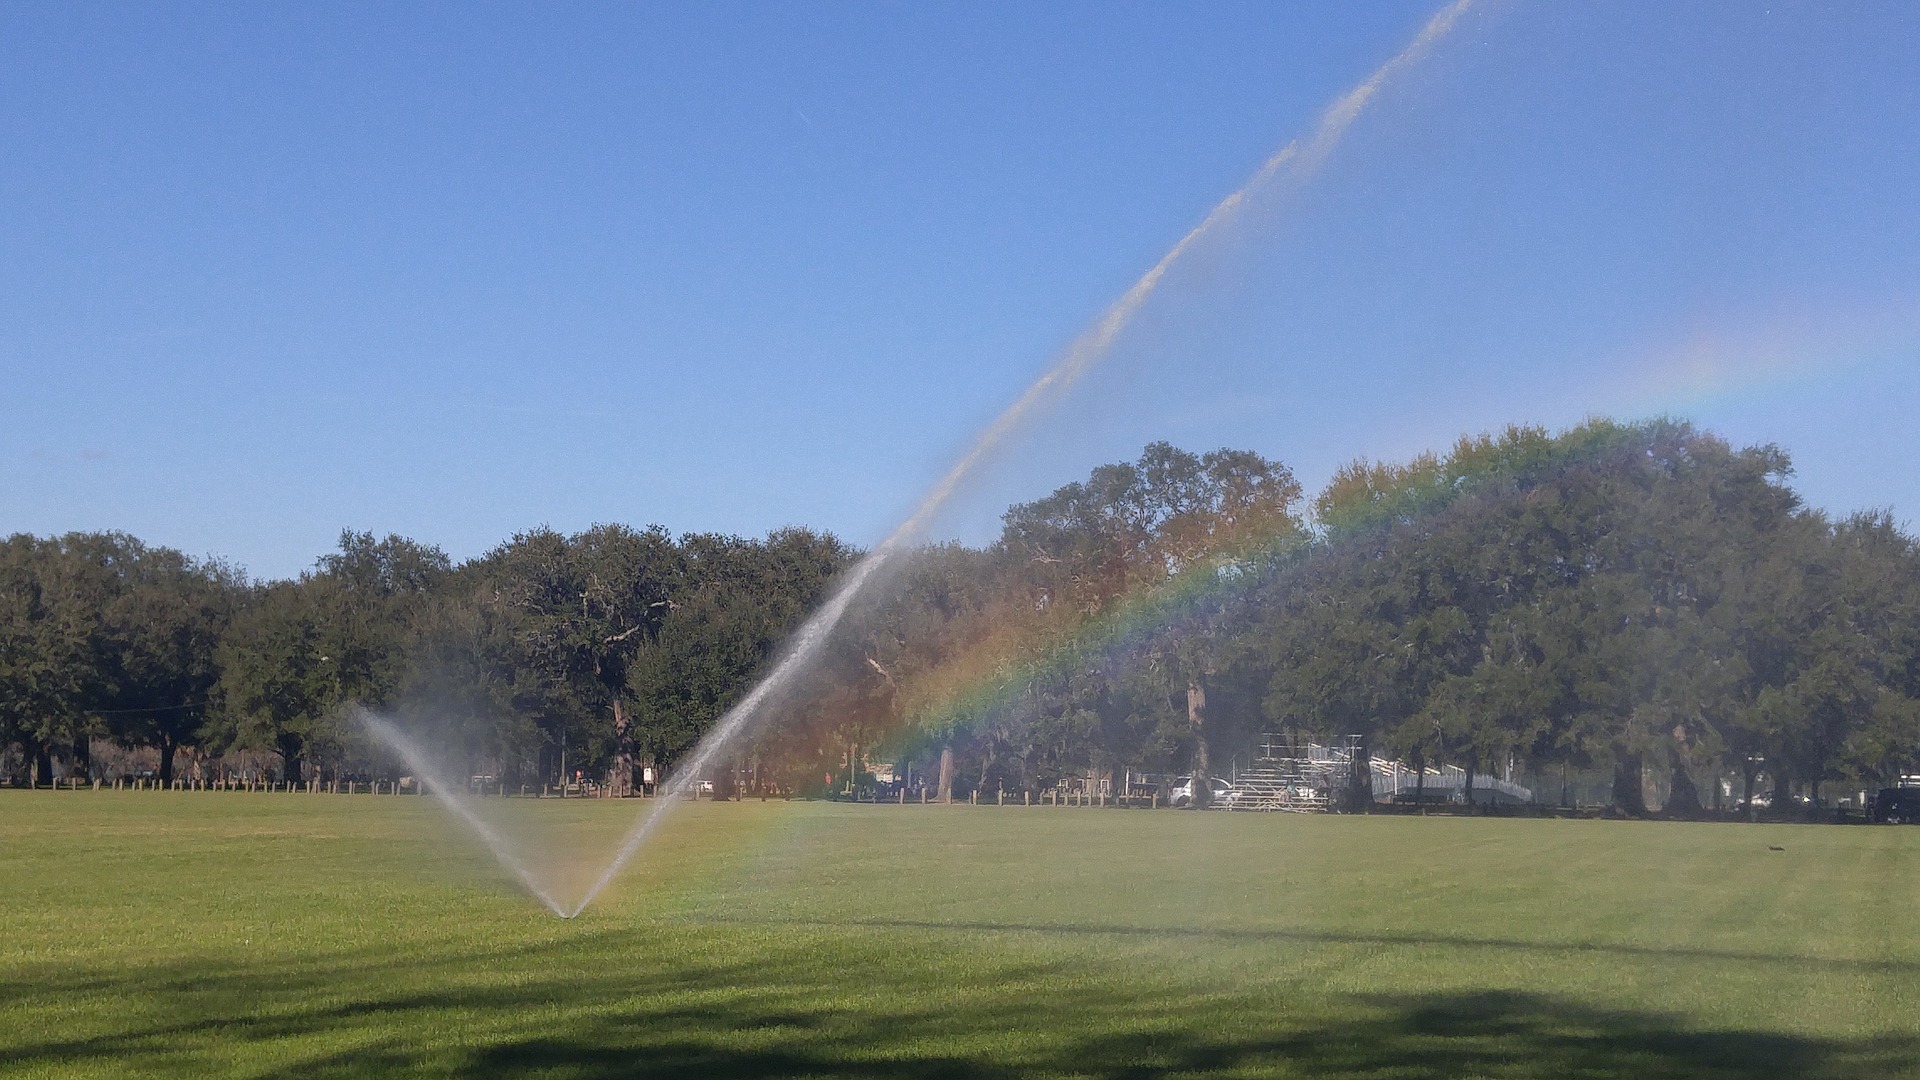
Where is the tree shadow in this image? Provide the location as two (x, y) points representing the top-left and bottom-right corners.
(685, 913), (1920, 976)
(5, 929), (1917, 1078)
(455, 988), (1917, 1079)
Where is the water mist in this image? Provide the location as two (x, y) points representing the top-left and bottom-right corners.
(378, 0), (1478, 918)
(360, 711), (571, 917)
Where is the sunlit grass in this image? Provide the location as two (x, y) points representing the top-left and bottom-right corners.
(3, 791), (1918, 1077)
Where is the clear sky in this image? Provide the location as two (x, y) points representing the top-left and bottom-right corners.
(5, 2), (1919, 579)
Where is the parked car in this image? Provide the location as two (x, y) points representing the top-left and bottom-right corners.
(1168, 775), (1238, 808)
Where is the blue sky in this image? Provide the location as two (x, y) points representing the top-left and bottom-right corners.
(5, 2), (1919, 578)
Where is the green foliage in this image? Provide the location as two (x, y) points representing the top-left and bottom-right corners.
(3, 419), (1917, 810)
(98, 544), (241, 782)
(849, 442), (1306, 794)
(0, 532), (238, 784)
(0, 534), (106, 777)
(628, 527), (850, 773)
(213, 531), (451, 782)
(1239, 420), (1920, 811)
(859, 419), (1919, 812)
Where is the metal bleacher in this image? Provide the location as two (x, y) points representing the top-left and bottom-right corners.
(1375, 759), (1532, 805)
(1225, 735), (1349, 812)
(1227, 734), (1532, 812)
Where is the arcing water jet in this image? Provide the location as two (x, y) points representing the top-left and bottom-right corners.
(375, 0), (1478, 918)
(359, 711), (572, 918)
(563, 0), (1478, 918)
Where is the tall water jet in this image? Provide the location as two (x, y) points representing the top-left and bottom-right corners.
(564, 0), (1477, 919)
(360, 711), (572, 918)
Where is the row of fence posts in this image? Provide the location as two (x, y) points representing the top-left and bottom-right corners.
(894, 786), (1161, 808)
(19, 776), (434, 795)
(21, 777), (606, 799)
(20, 776), (1164, 807)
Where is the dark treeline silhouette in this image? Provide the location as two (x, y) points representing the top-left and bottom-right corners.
(866, 419), (1920, 816)
(0, 524), (850, 791)
(4, 418), (1918, 814)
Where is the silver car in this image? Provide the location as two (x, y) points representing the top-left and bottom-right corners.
(1168, 775), (1238, 808)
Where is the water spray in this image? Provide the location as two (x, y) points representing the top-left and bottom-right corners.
(369, 0), (1477, 917)
(359, 710), (573, 918)
(562, 0), (1478, 918)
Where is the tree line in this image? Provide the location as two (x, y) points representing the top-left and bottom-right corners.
(865, 419), (1920, 815)
(0, 525), (849, 791)
(5, 417), (1918, 814)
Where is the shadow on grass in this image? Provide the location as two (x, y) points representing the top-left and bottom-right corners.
(685, 913), (1920, 976)
(6, 928), (1917, 1078)
(445, 983), (1920, 1076)
(457, 990), (1920, 1080)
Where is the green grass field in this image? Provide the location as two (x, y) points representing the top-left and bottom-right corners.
(3, 791), (1919, 1078)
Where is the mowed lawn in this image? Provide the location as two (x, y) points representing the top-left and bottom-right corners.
(3, 791), (1919, 1078)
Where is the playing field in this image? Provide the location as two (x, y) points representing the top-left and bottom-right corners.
(3, 791), (1918, 1078)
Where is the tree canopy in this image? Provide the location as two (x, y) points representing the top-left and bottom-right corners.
(4, 419), (1917, 816)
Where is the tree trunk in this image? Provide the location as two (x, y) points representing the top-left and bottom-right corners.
(609, 698), (635, 797)
(158, 735), (176, 787)
(278, 733), (305, 785)
(1664, 725), (1704, 819)
(1348, 734), (1373, 813)
(937, 746), (954, 804)
(1665, 767), (1701, 818)
(1414, 749), (1427, 808)
(1611, 751), (1647, 816)
(1187, 679), (1211, 809)
(31, 741), (52, 787)
(1464, 757), (1476, 812)
(1742, 759), (1758, 822)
